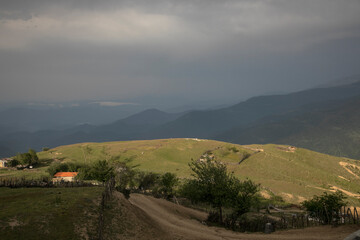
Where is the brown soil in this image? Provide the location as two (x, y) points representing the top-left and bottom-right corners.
(128, 193), (360, 240)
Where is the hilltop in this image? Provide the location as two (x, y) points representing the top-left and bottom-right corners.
(21, 138), (360, 205)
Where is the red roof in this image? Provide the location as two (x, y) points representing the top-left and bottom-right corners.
(54, 172), (78, 177)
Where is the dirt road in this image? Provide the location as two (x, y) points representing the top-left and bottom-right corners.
(129, 193), (360, 240)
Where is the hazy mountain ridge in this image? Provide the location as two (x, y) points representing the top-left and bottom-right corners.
(217, 96), (360, 159)
(1, 80), (359, 158)
(0, 104), (147, 132)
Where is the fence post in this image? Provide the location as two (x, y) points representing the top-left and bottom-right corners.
(354, 207), (359, 224)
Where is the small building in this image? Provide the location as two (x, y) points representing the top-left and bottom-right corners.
(52, 172), (79, 182)
(0, 158), (12, 168)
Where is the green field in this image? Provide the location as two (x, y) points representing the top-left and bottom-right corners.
(2, 138), (360, 205)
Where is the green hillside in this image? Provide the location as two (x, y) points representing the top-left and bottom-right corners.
(2, 138), (360, 205)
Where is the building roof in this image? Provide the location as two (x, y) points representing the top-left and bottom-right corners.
(54, 172), (79, 177)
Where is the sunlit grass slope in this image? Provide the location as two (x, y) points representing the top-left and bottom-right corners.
(34, 138), (360, 204)
(0, 138), (357, 205)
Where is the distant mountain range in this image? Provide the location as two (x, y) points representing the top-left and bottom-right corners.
(1, 79), (360, 159)
(0, 103), (147, 132)
(217, 96), (360, 159)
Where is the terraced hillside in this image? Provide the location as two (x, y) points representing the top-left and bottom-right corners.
(26, 138), (360, 205)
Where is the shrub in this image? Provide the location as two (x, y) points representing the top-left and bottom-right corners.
(136, 171), (160, 191)
(159, 172), (178, 199)
(181, 159), (259, 223)
(9, 159), (20, 167)
(302, 191), (347, 224)
(90, 160), (114, 183)
(47, 162), (85, 176)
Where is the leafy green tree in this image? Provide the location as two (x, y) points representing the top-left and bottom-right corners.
(159, 172), (178, 199)
(91, 160), (114, 183)
(136, 171), (160, 191)
(183, 159), (240, 223)
(9, 159), (19, 167)
(16, 152), (32, 166)
(182, 159), (260, 223)
(302, 191), (347, 224)
(28, 148), (39, 165)
(15, 149), (39, 166)
(232, 179), (260, 217)
(76, 165), (92, 180)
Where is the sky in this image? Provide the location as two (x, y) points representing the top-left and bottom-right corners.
(1, 0), (360, 107)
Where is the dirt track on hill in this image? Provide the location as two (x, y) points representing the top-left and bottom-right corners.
(128, 193), (360, 240)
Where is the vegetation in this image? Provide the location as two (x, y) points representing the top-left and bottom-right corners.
(14, 149), (39, 167)
(302, 191), (347, 224)
(157, 172), (178, 199)
(2, 139), (360, 205)
(90, 160), (114, 183)
(182, 159), (259, 223)
(47, 162), (84, 176)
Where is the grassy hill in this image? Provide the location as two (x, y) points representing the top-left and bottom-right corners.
(18, 138), (359, 205)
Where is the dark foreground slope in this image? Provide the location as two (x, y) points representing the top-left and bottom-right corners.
(1, 187), (358, 240)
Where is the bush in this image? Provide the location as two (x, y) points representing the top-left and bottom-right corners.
(136, 172), (160, 191)
(90, 160), (114, 183)
(181, 159), (259, 223)
(47, 162), (85, 176)
(159, 172), (178, 199)
(9, 159), (19, 167)
(302, 191), (347, 224)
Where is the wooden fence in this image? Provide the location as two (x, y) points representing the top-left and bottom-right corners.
(276, 207), (359, 229)
(225, 206), (360, 233)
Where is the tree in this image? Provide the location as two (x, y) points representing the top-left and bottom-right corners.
(15, 149), (39, 167)
(91, 160), (114, 183)
(302, 191), (347, 224)
(182, 159), (260, 224)
(232, 179), (260, 217)
(16, 152), (32, 166)
(9, 159), (19, 167)
(136, 171), (160, 191)
(159, 172), (178, 199)
(183, 159), (240, 223)
(28, 148), (39, 165)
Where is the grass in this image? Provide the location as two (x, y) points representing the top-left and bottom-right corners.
(0, 187), (103, 240)
(2, 138), (360, 205)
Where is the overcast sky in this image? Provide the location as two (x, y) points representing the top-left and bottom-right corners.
(1, 0), (360, 107)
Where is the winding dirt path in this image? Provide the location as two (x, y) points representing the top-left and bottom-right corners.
(129, 194), (359, 240)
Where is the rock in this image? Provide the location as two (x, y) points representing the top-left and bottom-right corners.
(344, 230), (360, 240)
(264, 222), (273, 234)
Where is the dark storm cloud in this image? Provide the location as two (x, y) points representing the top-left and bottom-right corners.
(1, 0), (360, 105)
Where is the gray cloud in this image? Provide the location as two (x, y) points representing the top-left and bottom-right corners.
(1, 0), (360, 106)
